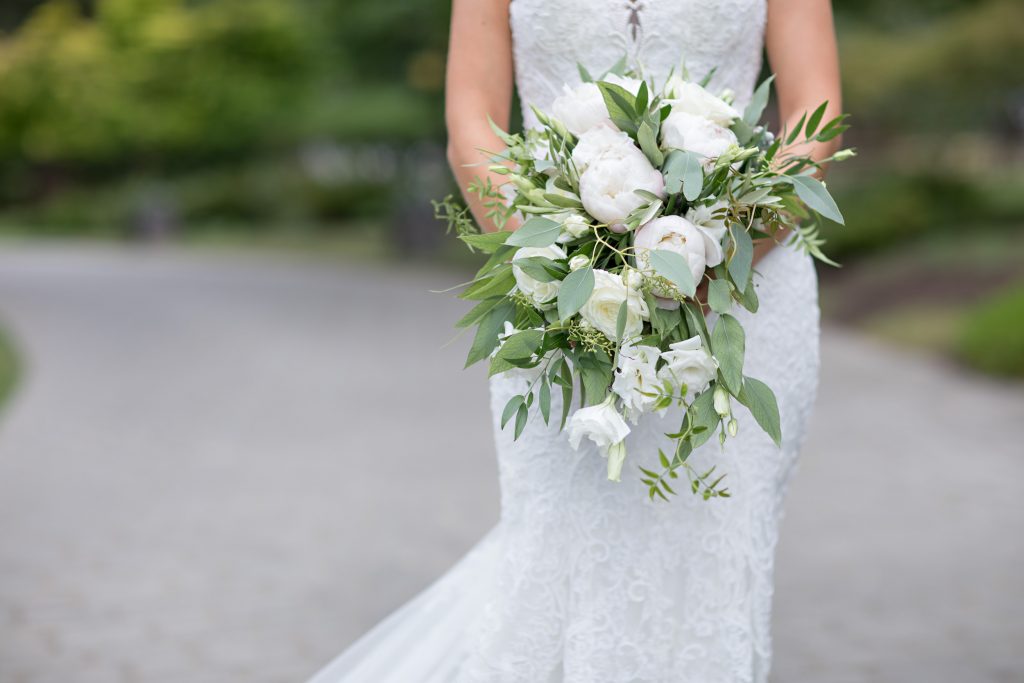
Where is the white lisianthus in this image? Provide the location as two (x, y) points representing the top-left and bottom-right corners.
(657, 336), (718, 398)
(512, 244), (566, 308)
(551, 82), (612, 136)
(664, 78), (740, 126)
(579, 156), (665, 228)
(567, 394), (631, 480)
(632, 215), (708, 297)
(569, 254), (590, 271)
(612, 344), (663, 423)
(579, 269), (650, 341)
(660, 110), (739, 163)
(685, 200), (730, 267)
(557, 211), (592, 243)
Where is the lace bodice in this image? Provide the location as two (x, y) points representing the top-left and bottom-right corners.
(510, 0), (767, 128)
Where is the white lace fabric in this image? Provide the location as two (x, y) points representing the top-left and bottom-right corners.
(310, 2), (823, 682)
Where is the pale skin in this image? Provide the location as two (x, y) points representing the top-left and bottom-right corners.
(445, 0), (843, 272)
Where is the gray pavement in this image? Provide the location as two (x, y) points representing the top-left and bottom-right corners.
(0, 243), (1020, 683)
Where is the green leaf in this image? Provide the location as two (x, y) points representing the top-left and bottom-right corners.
(707, 278), (732, 314)
(460, 266), (516, 301)
(557, 266), (595, 320)
(597, 81), (638, 121)
(514, 403), (529, 439)
(506, 217), (563, 247)
(648, 249), (697, 297)
(459, 230), (510, 253)
(465, 299), (515, 367)
(738, 276), (759, 313)
(634, 80), (649, 116)
(737, 376), (782, 446)
(791, 175), (844, 225)
(496, 329), (544, 361)
(455, 296), (505, 329)
(637, 120), (664, 167)
(615, 299), (629, 342)
(682, 302), (710, 346)
(785, 111), (807, 145)
(513, 255), (566, 283)
(578, 351), (613, 406)
(577, 63), (593, 83)
(727, 226), (754, 287)
(805, 100), (828, 138)
(663, 150), (703, 201)
(539, 377), (551, 424)
(689, 388), (719, 448)
(742, 75), (774, 127)
(711, 313), (745, 394)
(501, 395), (524, 428)
(559, 357), (574, 429)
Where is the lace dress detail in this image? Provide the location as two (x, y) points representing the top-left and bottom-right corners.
(309, 2), (822, 682)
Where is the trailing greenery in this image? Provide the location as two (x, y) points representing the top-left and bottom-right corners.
(956, 283), (1024, 377)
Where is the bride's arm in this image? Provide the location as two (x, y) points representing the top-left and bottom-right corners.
(445, 0), (516, 233)
(757, 0), (843, 262)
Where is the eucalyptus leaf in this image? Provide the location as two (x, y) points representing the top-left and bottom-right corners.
(648, 249), (697, 297)
(637, 120), (664, 167)
(501, 394), (524, 428)
(707, 278), (732, 313)
(514, 403), (529, 439)
(791, 175), (844, 225)
(557, 266), (595, 320)
(506, 217), (563, 247)
(663, 150), (703, 201)
(727, 226), (753, 287)
(496, 329), (544, 361)
(737, 376), (782, 446)
(711, 313), (745, 394)
(466, 300), (515, 367)
(742, 75), (774, 127)
(689, 388), (718, 448)
(539, 377), (551, 424)
(805, 100), (828, 138)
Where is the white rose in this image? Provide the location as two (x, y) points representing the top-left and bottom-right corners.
(570, 127), (637, 174)
(579, 269), (649, 341)
(632, 215), (707, 297)
(557, 211), (592, 243)
(612, 343), (663, 423)
(551, 82), (614, 136)
(660, 110), (738, 163)
(685, 200), (729, 267)
(578, 152), (666, 228)
(512, 244), (566, 308)
(569, 254), (590, 271)
(664, 79), (740, 126)
(567, 395), (631, 480)
(657, 336), (718, 398)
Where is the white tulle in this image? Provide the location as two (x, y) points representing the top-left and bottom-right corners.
(310, 2), (822, 681)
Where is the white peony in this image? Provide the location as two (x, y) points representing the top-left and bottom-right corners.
(657, 336), (718, 398)
(660, 110), (738, 163)
(664, 78), (740, 126)
(577, 144), (666, 228)
(579, 269), (650, 341)
(632, 215), (708, 298)
(685, 200), (730, 267)
(612, 343), (663, 423)
(570, 127), (637, 174)
(512, 244), (566, 308)
(551, 82), (614, 136)
(567, 395), (631, 480)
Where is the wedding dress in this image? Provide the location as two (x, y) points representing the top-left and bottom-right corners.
(309, 1), (820, 681)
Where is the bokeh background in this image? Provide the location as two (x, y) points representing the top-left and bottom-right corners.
(0, 1), (1021, 682)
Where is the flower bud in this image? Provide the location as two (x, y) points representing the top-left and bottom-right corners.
(833, 148), (857, 162)
(569, 255), (590, 271)
(727, 418), (738, 437)
(713, 385), (732, 418)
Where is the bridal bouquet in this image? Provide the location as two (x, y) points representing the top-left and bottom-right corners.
(435, 63), (852, 501)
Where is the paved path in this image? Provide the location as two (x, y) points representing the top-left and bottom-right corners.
(0, 244), (1020, 683)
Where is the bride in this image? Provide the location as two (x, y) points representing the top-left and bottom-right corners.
(310, 1), (841, 681)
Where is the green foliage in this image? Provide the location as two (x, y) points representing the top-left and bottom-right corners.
(956, 283), (1024, 377)
(0, 324), (18, 411)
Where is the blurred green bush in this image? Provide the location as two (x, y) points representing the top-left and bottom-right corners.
(957, 283), (1024, 377)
